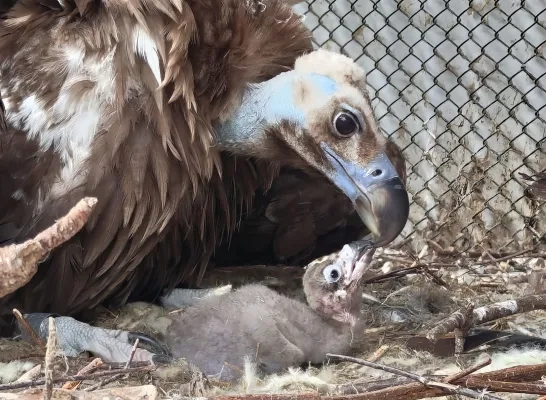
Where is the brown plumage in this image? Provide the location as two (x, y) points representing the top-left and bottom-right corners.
(0, 0), (409, 334)
(213, 141), (407, 266)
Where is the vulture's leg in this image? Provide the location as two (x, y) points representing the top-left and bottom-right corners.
(18, 313), (172, 364)
(159, 285), (232, 308)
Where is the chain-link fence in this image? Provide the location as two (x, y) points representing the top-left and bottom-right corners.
(293, 0), (546, 253)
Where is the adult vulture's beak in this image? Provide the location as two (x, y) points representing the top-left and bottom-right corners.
(321, 143), (410, 247)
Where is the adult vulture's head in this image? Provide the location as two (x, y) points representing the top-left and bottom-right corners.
(216, 50), (409, 247)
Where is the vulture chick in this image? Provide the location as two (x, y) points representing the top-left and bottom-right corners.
(19, 241), (375, 382)
(0, 0), (409, 337)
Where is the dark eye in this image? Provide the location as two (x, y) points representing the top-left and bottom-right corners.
(333, 112), (359, 137)
(323, 264), (342, 284)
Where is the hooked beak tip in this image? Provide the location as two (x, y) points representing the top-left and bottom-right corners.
(355, 178), (409, 247)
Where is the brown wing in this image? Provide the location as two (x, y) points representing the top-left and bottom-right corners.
(0, 0), (312, 326)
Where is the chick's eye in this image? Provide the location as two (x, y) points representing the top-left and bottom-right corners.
(333, 112), (359, 137)
(323, 264), (342, 284)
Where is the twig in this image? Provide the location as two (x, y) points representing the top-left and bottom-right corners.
(0, 197), (97, 298)
(0, 366), (154, 392)
(468, 361), (546, 382)
(15, 364), (41, 383)
(328, 379), (546, 400)
(12, 308), (45, 350)
(461, 380), (546, 395)
(363, 265), (424, 284)
(326, 353), (502, 400)
(85, 337), (141, 392)
(43, 317), (56, 400)
(422, 266), (449, 288)
(83, 374), (124, 392)
(427, 293), (546, 342)
(453, 328), (464, 355)
(62, 358), (103, 390)
(334, 361), (546, 398)
(442, 357), (491, 383)
(426, 302), (474, 342)
(211, 394), (322, 400)
(125, 338), (140, 369)
(366, 344), (389, 362)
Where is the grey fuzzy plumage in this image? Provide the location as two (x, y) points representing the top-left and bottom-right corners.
(164, 284), (361, 381)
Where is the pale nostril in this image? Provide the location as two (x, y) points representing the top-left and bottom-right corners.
(372, 169), (382, 177)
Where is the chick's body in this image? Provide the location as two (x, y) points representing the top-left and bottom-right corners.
(164, 284), (356, 381)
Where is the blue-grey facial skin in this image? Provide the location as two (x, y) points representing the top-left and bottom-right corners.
(321, 143), (409, 247)
(215, 70), (409, 248)
(214, 71), (336, 150)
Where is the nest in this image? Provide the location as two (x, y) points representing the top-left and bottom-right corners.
(1, 199), (546, 399)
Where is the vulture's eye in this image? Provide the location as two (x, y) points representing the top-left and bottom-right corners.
(323, 264), (342, 284)
(333, 112), (360, 137)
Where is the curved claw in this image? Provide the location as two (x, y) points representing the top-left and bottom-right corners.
(128, 331), (172, 357)
(152, 354), (176, 366)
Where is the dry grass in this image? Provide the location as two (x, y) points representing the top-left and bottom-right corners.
(1, 244), (546, 399)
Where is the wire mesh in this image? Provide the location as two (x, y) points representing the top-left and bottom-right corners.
(293, 0), (546, 253)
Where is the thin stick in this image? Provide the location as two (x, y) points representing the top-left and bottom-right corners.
(367, 344), (389, 363)
(125, 338), (140, 369)
(83, 374), (124, 392)
(427, 293), (546, 341)
(211, 394), (322, 400)
(62, 358), (103, 390)
(85, 338), (141, 392)
(43, 317), (57, 400)
(470, 249), (533, 266)
(442, 358), (491, 383)
(12, 308), (45, 350)
(0, 366), (154, 392)
(16, 364), (41, 383)
(327, 380), (546, 400)
(326, 353), (502, 400)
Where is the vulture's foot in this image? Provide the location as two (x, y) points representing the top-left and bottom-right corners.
(18, 313), (173, 364)
(160, 285), (232, 308)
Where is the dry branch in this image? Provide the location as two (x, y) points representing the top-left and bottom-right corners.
(1, 384), (158, 400)
(12, 308), (45, 350)
(427, 293), (546, 341)
(62, 358), (103, 390)
(0, 197), (97, 298)
(15, 365), (41, 383)
(326, 353), (502, 400)
(0, 366), (154, 392)
(211, 394), (322, 400)
(43, 317), (57, 400)
(442, 358), (491, 383)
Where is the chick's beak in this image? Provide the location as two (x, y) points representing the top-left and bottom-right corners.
(342, 241), (376, 286)
(321, 143), (410, 247)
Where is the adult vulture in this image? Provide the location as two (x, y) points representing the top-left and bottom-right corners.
(0, 0), (409, 340)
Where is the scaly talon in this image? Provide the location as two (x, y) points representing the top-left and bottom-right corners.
(18, 313), (170, 363)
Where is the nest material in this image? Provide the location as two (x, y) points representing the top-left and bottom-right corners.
(1, 241), (546, 399)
